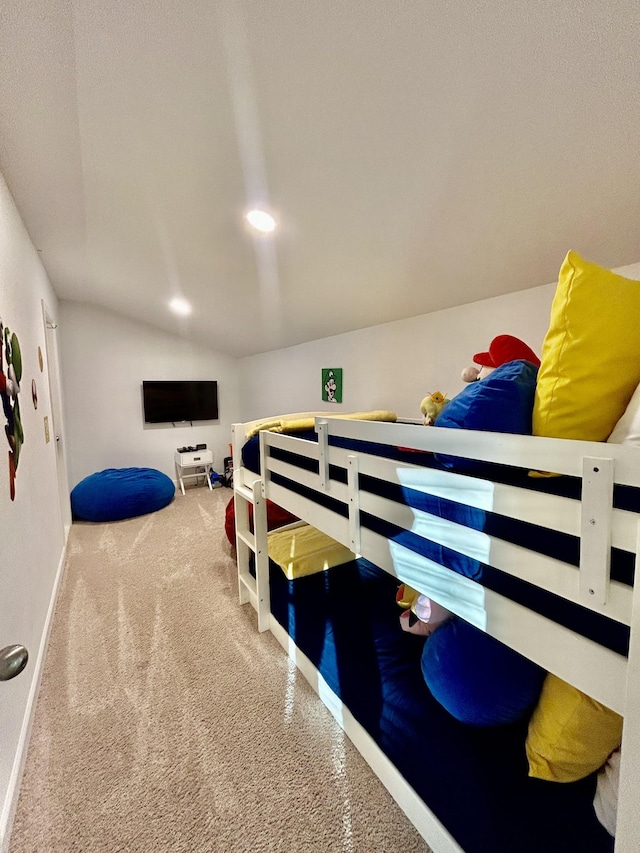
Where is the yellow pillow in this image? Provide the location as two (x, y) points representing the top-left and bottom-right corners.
(248, 410), (397, 438)
(526, 674), (623, 782)
(533, 251), (640, 441)
(268, 523), (355, 579)
(278, 410), (396, 433)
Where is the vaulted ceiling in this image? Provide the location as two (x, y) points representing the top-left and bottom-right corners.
(1, 1), (639, 357)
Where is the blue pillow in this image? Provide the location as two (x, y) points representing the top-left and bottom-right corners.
(71, 467), (175, 522)
(434, 359), (538, 471)
(421, 617), (545, 727)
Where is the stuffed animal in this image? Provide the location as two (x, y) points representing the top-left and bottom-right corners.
(461, 334), (540, 383)
(396, 583), (452, 636)
(420, 391), (450, 426)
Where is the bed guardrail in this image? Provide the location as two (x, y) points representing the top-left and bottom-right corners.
(253, 417), (640, 713)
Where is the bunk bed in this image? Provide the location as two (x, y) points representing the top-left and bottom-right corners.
(231, 253), (640, 852)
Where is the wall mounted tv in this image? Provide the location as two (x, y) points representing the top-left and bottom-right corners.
(142, 380), (218, 424)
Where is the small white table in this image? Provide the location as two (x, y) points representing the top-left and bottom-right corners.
(174, 449), (214, 495)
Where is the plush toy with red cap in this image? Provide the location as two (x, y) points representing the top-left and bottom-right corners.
(461, 334), (540, 383)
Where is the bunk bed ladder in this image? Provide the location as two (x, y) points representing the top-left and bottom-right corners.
(234, 479), (270, 633)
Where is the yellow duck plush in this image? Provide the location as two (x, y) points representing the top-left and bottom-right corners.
(420, 391), (450, 426)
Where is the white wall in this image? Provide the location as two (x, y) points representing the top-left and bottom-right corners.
(59, 302), (241, 488)
(240, 259), (640, 420)
(239, 259), (640, 422)
(238, 283), (556, 420)
(0, 173), (68, 851)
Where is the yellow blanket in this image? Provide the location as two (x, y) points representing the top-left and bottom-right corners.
(268, 523), (355, 580)
(247, 409), (397, 439)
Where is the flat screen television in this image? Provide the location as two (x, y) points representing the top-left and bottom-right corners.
(142, 380), (218, 424)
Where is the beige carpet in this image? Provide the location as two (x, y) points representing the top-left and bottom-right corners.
(10, 486), (432, 852)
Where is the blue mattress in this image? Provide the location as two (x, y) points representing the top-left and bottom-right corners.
(269, 558), (613, 853)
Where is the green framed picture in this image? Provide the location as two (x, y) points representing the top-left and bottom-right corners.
(322, 368), (342, 403)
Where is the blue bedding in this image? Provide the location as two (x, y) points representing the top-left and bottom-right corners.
(269, 558), (613, 853)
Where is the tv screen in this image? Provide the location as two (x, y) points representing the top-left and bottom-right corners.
(142, 380), (219, 424)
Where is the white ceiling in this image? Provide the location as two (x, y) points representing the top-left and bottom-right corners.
(1, 1), (639, 358)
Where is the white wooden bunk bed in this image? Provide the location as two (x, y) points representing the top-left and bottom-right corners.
(231, 253), (640, 852)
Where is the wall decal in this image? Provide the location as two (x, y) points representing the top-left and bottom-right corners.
(322, 368), (342, 404)
(32, 379), (38, 409)
(38, 345), (43, 372)
(1, 317), (24, 500)
(44, 415), (50, 444)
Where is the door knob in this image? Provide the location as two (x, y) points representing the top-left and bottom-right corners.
(0, 645), (28, 681)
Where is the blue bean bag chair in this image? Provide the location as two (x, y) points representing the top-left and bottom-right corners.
(71, 467), (175, 522)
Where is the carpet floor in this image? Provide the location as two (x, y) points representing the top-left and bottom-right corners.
(10, 486), (431, 852)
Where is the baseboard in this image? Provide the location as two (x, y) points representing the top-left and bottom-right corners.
(0, 536), (68, 853)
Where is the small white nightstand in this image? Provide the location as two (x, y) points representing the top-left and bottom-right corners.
(174, 449), (214, 495)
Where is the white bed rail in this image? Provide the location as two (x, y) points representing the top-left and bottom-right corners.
(253, 417), (639, 714)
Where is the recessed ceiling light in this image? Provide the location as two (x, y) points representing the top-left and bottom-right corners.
(169, 297), (192, 316)
(245, 208), (277, 234)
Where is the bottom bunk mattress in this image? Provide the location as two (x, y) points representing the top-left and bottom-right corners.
(267, 558), (613, 853)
